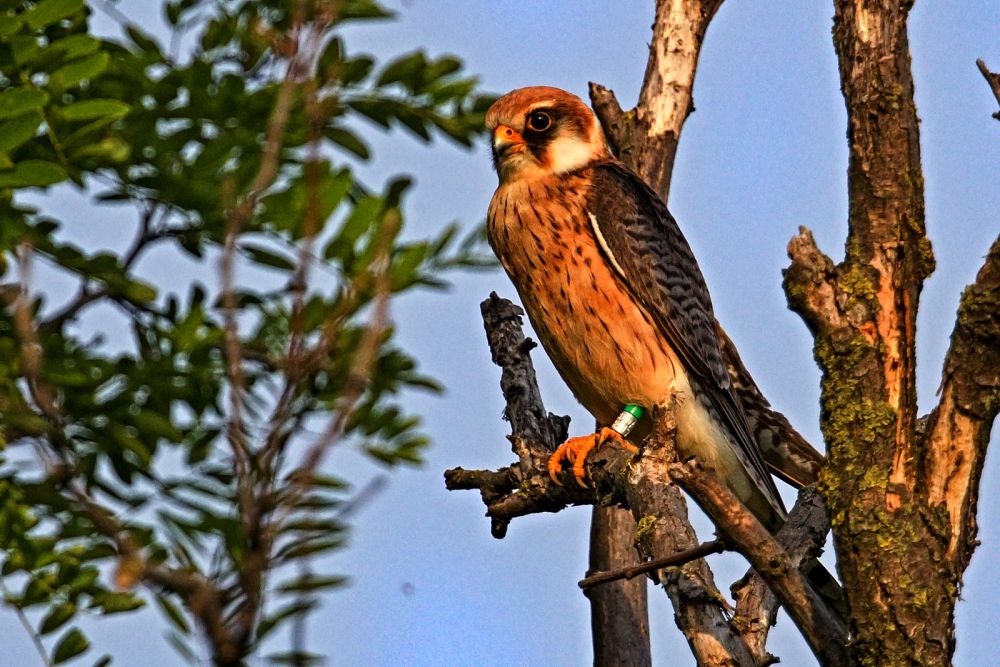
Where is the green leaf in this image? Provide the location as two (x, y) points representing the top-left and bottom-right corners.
(326, 126), (370, 160)
(155, 594), (190, 635)
(0, 14), (24, 38)
(278, 574), (348, 593)
(91, 591), (144, 614)
(0, 112), (43, 154)
(338, 0), (394, 23)
(59, 99), (131, 122)
(49, 52), (110, 92)
(324, 196), (381, 260)
(46, 34), (100, 60)
(120, 278), (157, 303)
(266, 651), (324, 666)
(256, 600), (317, 643)
(377, 51), (426, 87)
(24, 0), (83, 30)
(91, 656), (112, 667)
(108, 424), (152, 465)
(390, 242), (429, 289)
(164, 631), (196, 663)
(0, 160), (67, 188)
(125, 26), (161, 56)
(69, 137), (131, 163)
(52, 627), (89, 664)
(338, 55), (375, 85)
(10, 35), (42, 65)
(39, 602), (77, 635)
(132, 410), (182, 442)
(0, 88), (49, 121)
(240, 243), (296, 271)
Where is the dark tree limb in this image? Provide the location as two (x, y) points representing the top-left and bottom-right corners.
(586, 505), (652, 667)
(479, 292), (570, 452)
(976, 58), (1000, 120)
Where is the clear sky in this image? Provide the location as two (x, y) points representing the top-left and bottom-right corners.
(4, 1), (999, 665)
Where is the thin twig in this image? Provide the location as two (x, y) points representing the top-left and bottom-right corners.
(0, 578), (51, 666)
(216, 9), (308, 635)
(579, 539), (725, 589)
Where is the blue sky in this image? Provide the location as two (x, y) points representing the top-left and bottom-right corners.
(4, 1), (999, 665)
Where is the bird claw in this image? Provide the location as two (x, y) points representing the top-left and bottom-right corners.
(548, 427), (635, 487)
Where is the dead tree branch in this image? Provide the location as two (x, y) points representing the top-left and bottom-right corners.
(589, 0), (724, 202)
(730, 487), (833, 665)
(924, 236), (1000, 568)
(976, 58), (1000, 120)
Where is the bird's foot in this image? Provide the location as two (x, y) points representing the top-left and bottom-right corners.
(548, 427), (639, 487)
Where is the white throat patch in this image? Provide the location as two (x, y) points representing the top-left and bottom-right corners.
(547, 135), (600, 174)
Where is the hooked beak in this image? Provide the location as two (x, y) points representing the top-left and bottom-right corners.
(491, 124), (523, 162)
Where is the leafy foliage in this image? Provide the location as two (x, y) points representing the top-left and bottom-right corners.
(0, 0), (494, 663)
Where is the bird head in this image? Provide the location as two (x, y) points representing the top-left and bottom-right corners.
(486, 86), (610, 183)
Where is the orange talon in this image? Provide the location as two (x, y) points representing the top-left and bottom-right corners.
(548, 427), (639, 487)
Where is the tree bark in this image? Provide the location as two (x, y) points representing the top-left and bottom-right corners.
(782, 1), (999, 664)
(586, 506), (651, 667)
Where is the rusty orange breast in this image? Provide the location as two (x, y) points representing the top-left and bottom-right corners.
(487, 172), (680, 426)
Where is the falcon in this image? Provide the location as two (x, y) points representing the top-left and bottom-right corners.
(485, 86), (822, 528)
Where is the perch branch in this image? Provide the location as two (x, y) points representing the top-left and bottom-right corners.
(663, 441), (848, 666)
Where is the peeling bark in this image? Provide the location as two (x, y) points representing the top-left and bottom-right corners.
(924, 237), (1000, 568)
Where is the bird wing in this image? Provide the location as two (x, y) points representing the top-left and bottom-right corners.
(585, 159), (785, 516)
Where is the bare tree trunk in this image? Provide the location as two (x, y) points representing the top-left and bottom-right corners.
(586, 506), (651, 667)
(783, 1), (1000, 664)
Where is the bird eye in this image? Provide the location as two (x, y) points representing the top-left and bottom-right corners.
(526, 111), (553, 132)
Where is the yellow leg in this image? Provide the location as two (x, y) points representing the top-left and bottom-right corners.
(548, 427), (640, 487)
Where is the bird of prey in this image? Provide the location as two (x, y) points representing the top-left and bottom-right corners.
(484, 86), (823, 529)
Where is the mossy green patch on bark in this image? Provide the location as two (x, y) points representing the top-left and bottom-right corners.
(839, 262), (879, 312)
(634, 514), (657, 546)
